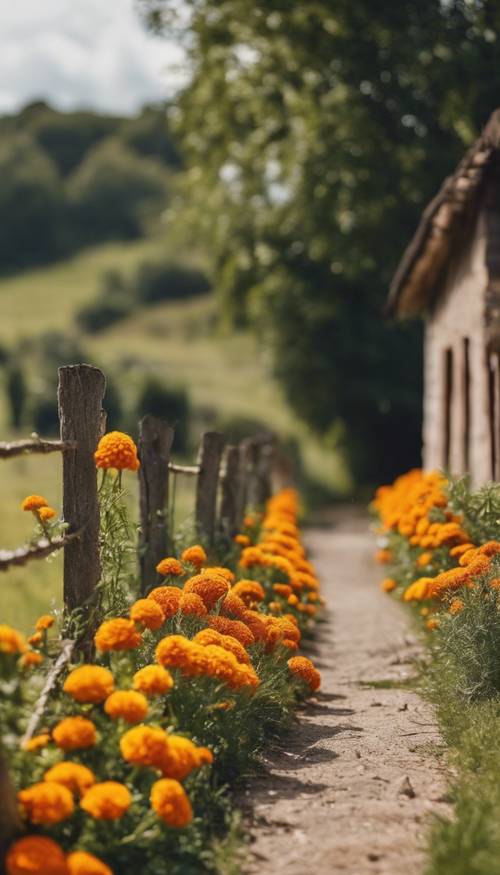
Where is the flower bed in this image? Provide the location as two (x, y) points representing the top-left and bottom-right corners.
(0, 433), (322, 875)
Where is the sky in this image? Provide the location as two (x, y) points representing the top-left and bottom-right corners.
(0, 0), (185, 116)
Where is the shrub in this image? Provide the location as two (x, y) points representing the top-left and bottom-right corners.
(134, 260), (210, 305)
(5, 363), (27, 429)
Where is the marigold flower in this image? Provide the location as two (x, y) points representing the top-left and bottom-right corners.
(28, 632), (42, 646)
(0, 624), (27, 654)
(94, 431), (139, 471)
(287, 655), (321, 691)
(220, 591), (247, 618)
(156, 557), (184, 576)
(183, 573), (230, 609)
(204, 566), (235, 584)
(130, 598), (164, 630)
(416, 552), (433, 568)
(6, 836), (67, 875)
(38, 506), (56, 522)
(81, 781), (132, 819)
(44, 762), (95, 796)
(243, 514), (255, 527)
(179, 592), (207, 616)
(53, 716), (96, 751)
(67, 851), (113, 875)
(104, 690), (148, 723)
(18, 781), (74, 824)
(155, 635), (208, 675)
(273, 583), (293, 597)
(20, 651), (43, 668)
(380, 577), (396, 593)
(147, 585), (182, 618)
(287, 593), (299, 607)
(150, 778), (193, 827)
(35, 614), (55, 631)
(241, 609), (268, 640)
(159, 735), (213, 780)
(449, 597), (465, 615)
(23, 733), (51, 752)
(94, 618), (141, 652)
(208, 615), (255, 646)
(375, 548), (391, 564)
(426, 617), (440, 631)
(181, 544), (207, 567)
(21, 495), (48, 512)
(63, 665), (114, 703)
(133, 664), (174, 696)
(450, 542), (476, 557)
(232, 579), (265, 605)
(234, 534), (250, 547)
(120, 725), (168, 768)
(194, 629), (250, 664)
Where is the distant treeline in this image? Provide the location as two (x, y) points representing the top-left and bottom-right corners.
(0, 101), (180, 271)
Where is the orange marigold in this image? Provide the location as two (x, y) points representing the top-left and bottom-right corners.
(94, 618), (141, 652)
(220, 591), (247, 618)
(159, 735), (213, 780)
(375, 548), (391, 564)
(449, 597), (465, 615)
(94, 431), (139, 471)
(6, 836), (67, 875)
(63, 665), (114, 703)
(416, 552), (433, 568)
(181, 544), (207, 567)
(241, 609), (268, 640)
(20, 651), (43, 668)
(156, 557), (184, 576)
(183, 574), (230, 609)
(208, 615), (255, 646)
(120, 725), (169, 769)
(130, 598), (164, 630)
(67, 851), (113, 875)
(23, 733), (51, 752)
(0, 624), (27, 654)
(150, 778), (193, 827)
(147, 585), (182, 618)
(104, 690), (148, 723)
(426, 617), (440, 631)
(18, 781), (74, 824)
(44, 762), (95, 796)
(232, 580), (265, 605)
(38, 506), (56, 522)
(380, 577), (396, 593)
(204, 566), (235, 584)
(53, 716), (96, 751)
(35, 614), (55, 631)
(28, 632), (42, 646)
(133, 664), (174, 696)
(287, 656), (321, 691)
(179, 592), (207, 616)
(273, 583), (293, 597)
(194, 628), (250, 665)
(234, 534), (250, 547)
(81, 782), (131, 820)
(21, 495), (48, 512)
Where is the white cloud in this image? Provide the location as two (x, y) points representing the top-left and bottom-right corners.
(0, 0), (186, 115)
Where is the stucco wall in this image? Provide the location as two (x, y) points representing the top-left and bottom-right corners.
(423, 211), (491, 485)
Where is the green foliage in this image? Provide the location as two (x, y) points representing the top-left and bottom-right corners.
(140, 0), (500, 484)
(5, 363), (27, 430)
(134, 260), (209, 305)
(119, 104), (182, 169)
(447, 476), (500, 544)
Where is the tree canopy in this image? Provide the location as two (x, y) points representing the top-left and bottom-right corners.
(140, 0), (500, 483)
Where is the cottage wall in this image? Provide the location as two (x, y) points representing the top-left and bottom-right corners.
(423, 212), (492, 485)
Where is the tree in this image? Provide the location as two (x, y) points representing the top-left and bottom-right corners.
(140, 0), (500, 484)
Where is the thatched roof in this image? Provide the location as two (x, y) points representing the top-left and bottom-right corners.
(387, 109), (500, 317)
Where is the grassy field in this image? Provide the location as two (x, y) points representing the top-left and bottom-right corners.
(0, 238), (348, 630)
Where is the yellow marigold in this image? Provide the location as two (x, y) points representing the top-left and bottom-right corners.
(81, 781), (132, 820)
(234, 534), (250, 546)
(94, 618), (141, 652)
(130, 598), (164, 630)
(104, 690), (148, 723)
(53, 716), (96, 751)
(194, 629), (250, 665)
(181, 544), (207, 568)
(449, 597), (465, 615)
(220, 591), (247, 618)
(0, 624), (27, 654)
(28, 632), (42, 646)
(156, 557), (184, 577)
(179, 592), (207, 616)
(287, 656), (321, 691)
(288, 593), (299, 607)
(380, 577), (396, 593)
(38, 506), (56, 522)
(232, 579), (265, 606)
(403, 577), (434, 601)
(183, 573), (230, 609)
(67, 851), (113, 875)
(273, 583), (293, 597)
(44, 762), (95, 796)
(94, 431), (140, 471)
(417, 552), (433, 568)
(208, 615), (255, 646)
(6, 836), (67, 875)
(133, 664), (174, 696)
(18, 781), (74, 824)
(150, 778), (193, 827)
(20, 651), (43, 668)
(120, 725), (169, 768)
(35, 614), (55, 631)
(63, 665), (114, 703)
(147, 585), (182, 618)
(450, 542), (476, 557)
(23, 733), (51, 752)
(21, 494), (48, 512)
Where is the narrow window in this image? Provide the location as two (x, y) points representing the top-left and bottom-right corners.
(443, 347), (453, 470)
(487, 354), (499, 479)
(463, 338), (471, 471)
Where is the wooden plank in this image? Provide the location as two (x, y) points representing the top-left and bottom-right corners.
(195, 431), (225, 542)
(58, 364), (106, 617)
(253, 438), (275, 506)
(0, 438), (77, 459)
(138, 416), (174, 593)
(0, 753), (21, 848)
(219, 445), (240, 537)
(235, 438), (253, 525)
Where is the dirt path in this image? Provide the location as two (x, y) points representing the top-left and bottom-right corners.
(244, 510), (451, 875)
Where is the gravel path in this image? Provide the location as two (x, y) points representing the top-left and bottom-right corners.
(244, 510), (451, 875)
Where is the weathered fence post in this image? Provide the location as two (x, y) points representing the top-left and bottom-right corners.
(138, 416), (174, 593)
(195, 431), (225, 542)
(219, 445), (240, 537)
(235, 438), (253, 525)
(253, 435), (275, 506)
(58, 364), (106, 616)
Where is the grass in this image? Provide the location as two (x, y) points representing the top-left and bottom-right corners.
(0, 237), (350, 629)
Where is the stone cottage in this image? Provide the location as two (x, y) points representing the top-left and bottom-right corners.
(387, 109), (500, 485)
